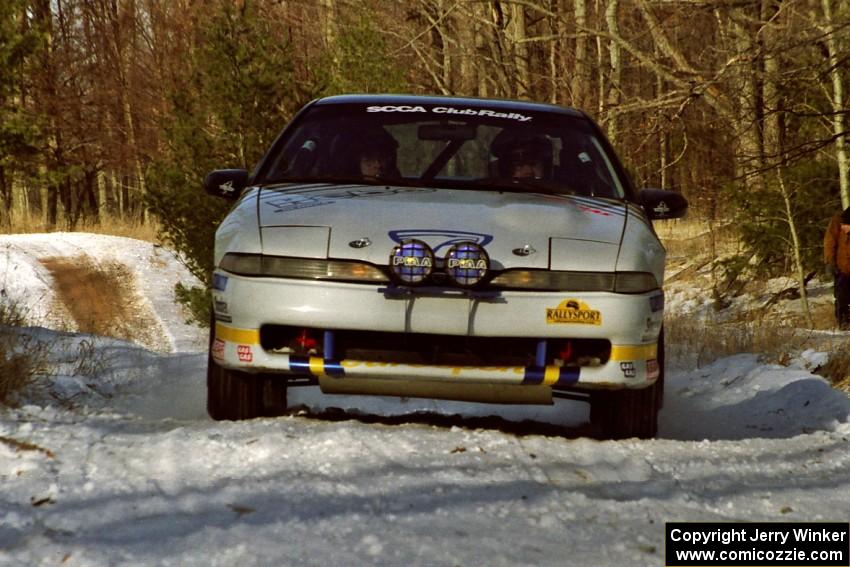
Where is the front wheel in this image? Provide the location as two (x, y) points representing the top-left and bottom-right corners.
(206, 318), (288, 420)
(207, 355), (289, 420)
(589, 330), (665, 439)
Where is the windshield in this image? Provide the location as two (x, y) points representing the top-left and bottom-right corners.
(257, 102), (628, 199)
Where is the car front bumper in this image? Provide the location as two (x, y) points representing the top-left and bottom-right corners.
(211, 270), (664, 402)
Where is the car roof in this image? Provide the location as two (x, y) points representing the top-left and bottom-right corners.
(313, 94), (587, 119)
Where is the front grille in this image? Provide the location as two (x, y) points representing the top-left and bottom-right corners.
(259, 325), (611, 367)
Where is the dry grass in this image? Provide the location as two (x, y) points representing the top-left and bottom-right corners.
(665, 311), (820, 368)
(0, 300), (49, 405)
(818, 346), (850, 392)
(2, 210), (160, 243)
(658, 222), (743, 261)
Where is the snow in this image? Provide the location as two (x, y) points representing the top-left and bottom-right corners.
(1, 233), (850, 566)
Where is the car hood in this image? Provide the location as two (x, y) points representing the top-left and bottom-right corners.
(257, 183), (628, 270)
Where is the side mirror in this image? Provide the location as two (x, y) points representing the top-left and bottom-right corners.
(640, 188), (688, 220)
(204, 169), (249, 200)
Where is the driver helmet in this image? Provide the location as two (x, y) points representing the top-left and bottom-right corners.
(356, 127), (399, 179)
(490, 130), (553, 179)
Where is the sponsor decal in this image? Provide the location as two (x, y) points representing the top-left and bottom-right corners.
(447, 257), (487, 270)
(237, 345), (253, 363)
(576, 204), (611, 216)
(211, 339), (225, 361)
(561, 196), (625, 219)
(219, 180), (235, 194)
(366, 105), (532, 122)
(213, 298), (232, 323)
(214, 299), (229, 315)
(646, 359), (660, 380)
(388, 229), (493, 254)
(620, 362), (637, 379)
(653, 201), (671, 216)
(366, 105), (428, 113)
(212, 273), (228, 291)
(263, 187), (436, 214)
(546, 299), (602, 325)
(392, 254), (433, 268)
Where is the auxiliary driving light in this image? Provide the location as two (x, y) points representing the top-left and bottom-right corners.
(389, 239), (434, 284)
(444, 241), (490, 287)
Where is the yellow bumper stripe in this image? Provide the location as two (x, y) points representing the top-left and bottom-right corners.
(215, 323), (260, 345)
(543, 365), (561, 385)
(309, 356), (326, 377)
(610, 343), (657, 361)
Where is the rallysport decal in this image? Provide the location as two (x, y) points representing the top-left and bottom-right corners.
(388, 229), (493, 254)
(546, 299), (602, 325)
(366, 105), (532, 122)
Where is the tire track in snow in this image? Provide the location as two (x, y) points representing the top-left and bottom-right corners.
(39, 254), (170, 353)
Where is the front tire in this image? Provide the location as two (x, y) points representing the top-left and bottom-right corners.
(206, 319), (288, 421)
(589, 330), (665, 439)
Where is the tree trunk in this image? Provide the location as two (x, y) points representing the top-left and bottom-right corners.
(121, 174), (130, 218)
(319, 0), (338, 71)
(822, 0), (849, 209)
(47, 183), (57, 228)
(510, 2), (529, 99)
(97, 169), (107, 223)
(547, 0), (559, 103)
(571, 0), (589, 110)
(731, 8), (764, 190)
(605, 0), (621, 143)
(0, 166), (10, 231)
(60, 178), (73, 229)
(778, 170), (813, 328)
(457, 4), (477, 96)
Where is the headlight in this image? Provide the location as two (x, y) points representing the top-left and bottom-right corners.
(613, 272), (659, 293)
(219, 253), (388, 283)
(490, 270), (657, 293)
(490, 270), (614, 291)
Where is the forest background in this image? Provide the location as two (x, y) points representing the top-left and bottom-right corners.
(1, 0), (849, 323)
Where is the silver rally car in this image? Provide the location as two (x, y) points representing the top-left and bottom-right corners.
(204, 94), (687, 438)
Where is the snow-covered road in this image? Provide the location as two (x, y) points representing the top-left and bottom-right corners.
(1, 234), (849, 566)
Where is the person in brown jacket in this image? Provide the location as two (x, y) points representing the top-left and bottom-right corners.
(824, 205), (850, 330)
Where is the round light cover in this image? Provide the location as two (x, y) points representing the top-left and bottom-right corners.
(445, 242), (490, 287)
(389, 239), (434, 284)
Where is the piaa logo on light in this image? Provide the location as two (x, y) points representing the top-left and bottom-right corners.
(392, 255), (432, 268)
(447, 258), (487, 270)
(444, 242), (489, 287)
(389, 239), (435, 285)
